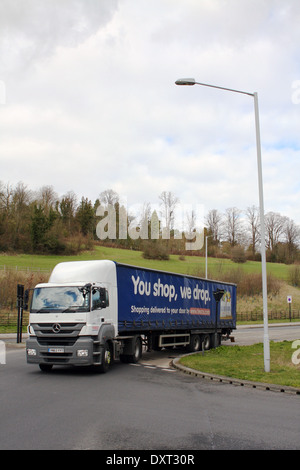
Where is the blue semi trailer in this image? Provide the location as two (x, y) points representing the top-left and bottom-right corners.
(26, 260), (236, 372)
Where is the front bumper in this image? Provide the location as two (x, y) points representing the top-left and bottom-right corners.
(26, 336), (96, 366)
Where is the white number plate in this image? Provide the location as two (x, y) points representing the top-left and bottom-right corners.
(48, 347), (65, 353)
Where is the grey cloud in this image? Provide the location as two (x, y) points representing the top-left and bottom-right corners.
(0, 0), (119, 70)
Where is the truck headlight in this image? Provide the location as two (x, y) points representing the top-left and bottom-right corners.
(27, 348), (37, 356)
(27, 325), (35, 335)
(77, 349), (89, 357)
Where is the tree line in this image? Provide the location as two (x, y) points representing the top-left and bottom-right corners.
(205, 207), (300, 264)
(0, 182), (96, 254)
(0, 181), (299, 263)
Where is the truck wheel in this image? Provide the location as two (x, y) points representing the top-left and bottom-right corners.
(39, 364), (53, 372)
(202, 334), (211, 350)
(187, 334), (201, 352)
(99, 342), (112, 373)
(128, 336), (142, 363)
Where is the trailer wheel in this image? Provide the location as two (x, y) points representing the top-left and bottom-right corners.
(99, 342), (112, 373)
(201, 334), (211, 350)
(187, 334), (201, 352)
(128, 336), (142, 363)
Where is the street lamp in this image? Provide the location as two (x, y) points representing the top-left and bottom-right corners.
(175, 78), (270, 372)
(205, 235), (212, 279)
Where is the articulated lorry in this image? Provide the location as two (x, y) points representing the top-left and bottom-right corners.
(26, 260), (236, 372)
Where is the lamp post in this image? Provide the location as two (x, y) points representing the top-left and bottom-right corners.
(175, 78), (270, 372)
(205, 235), (212, 279)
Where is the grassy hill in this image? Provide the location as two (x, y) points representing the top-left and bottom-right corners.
(0, 244), (292, 279)
(0, 245), (299, 318)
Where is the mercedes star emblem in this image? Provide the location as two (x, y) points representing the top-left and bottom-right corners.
(52, 323), (61, 333)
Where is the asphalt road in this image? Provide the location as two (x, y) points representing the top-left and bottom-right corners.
(1, 328), (300, 450)
(230, 323), (300, 346)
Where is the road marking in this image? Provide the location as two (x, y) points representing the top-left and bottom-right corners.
(129, 363), (176, 372)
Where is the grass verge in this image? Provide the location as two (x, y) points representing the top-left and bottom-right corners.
(179, 341), (300, 388)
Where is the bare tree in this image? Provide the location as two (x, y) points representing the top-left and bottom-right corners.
(37, 185), (58, 213)
(283, 217), (300, 261)
(13, 181), (32, 211)
(265, 211), (287, 251)
(0, 182), (13, 213)
(159, 191), (179, 238)
(245, 205), (260, 258)
(205, 209), (222, 243)
(222, 207), (244, 247)
(99, 189), (119, 207)
(284, 218), (300, 246)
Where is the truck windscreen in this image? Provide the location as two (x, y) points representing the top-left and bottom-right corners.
(31, 287), (90, 313)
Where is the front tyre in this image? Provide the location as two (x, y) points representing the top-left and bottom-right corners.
(99, 342), (112, 373)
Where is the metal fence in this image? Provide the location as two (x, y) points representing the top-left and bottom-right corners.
(0, 311), (29, 328)
(237, 309), (300, 322)
(0, 265), (50, 273)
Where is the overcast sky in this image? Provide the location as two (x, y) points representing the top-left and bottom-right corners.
(1, 0), (300, 226)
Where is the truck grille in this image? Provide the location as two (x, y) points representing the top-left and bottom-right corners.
(31, 323), (84, 347)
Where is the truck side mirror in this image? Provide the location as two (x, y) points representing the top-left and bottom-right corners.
(92, 288), (109, 310)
